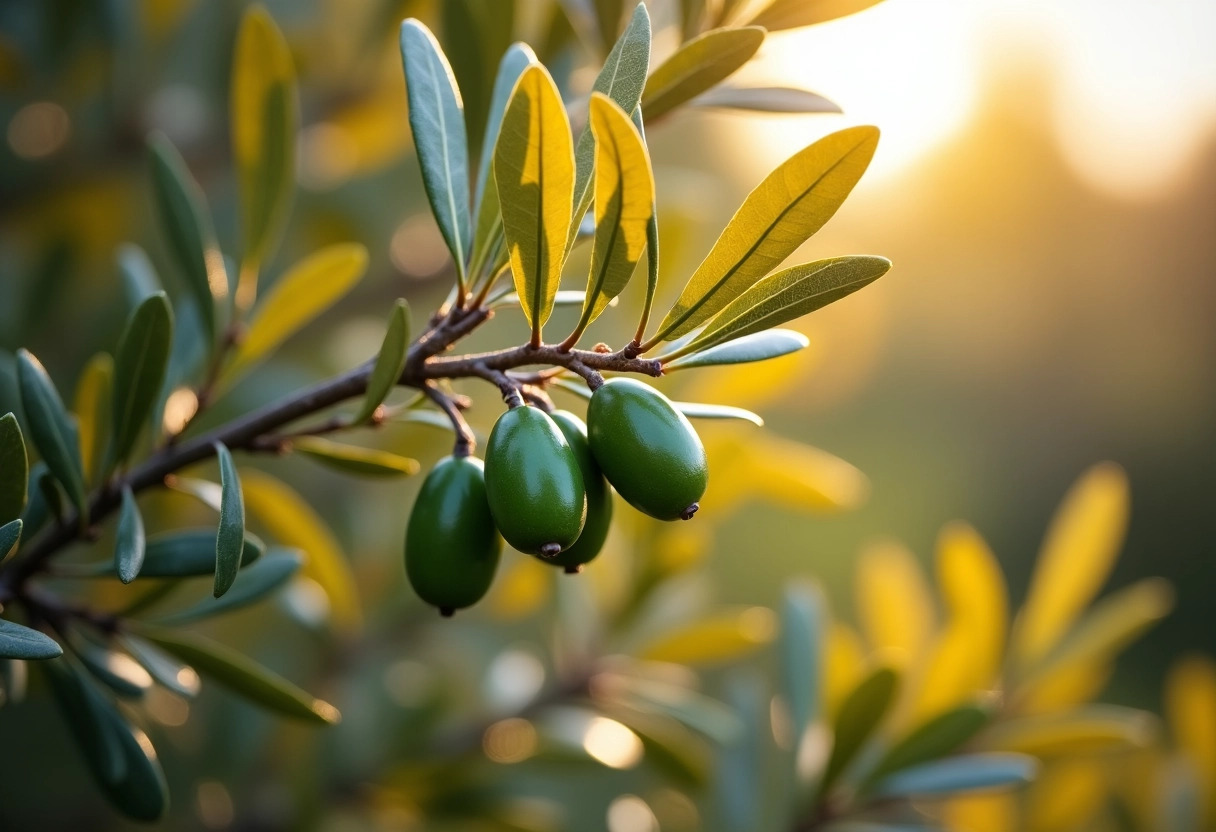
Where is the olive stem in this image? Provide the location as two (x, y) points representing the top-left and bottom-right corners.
(423, 383), (476, 457)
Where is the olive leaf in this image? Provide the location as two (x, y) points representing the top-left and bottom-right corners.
(291, 436), (420, 478)
(400, 19), (472, 288)
(870, 752), (1038, 798)
(864, 703), (993, 787)
(148, 133), (221, 346)
(15, 350), (87, 522)
(353, 299), (411, 425)
(638, 608), (775, 665)
(155, 549), (303, 626)
(570, 93), (654, 340)
(73, 352), (113, 485)
(780, 581), (825, 746)
(651, 126), (880, 343)
(0, 518), (21, 561)
(630, 106), (661, 341)
(213, 441), (245, 598)
(641, 26), (765, 122)
(116, 243), (161, 308)
(439, 0), (515, 166)
(138, 625), (341, 725)
(746, 0), (886, 31)
(113, 528), (263, 578)
(232, 5), (297, 291)
(114, 487), (145, 584)
(110, 292), (173, 467)
(223, 243), (369, 385)
(819, 665), (899, 797)
(692, 85), (841, 114)
(662, 329), (809, 371)
(74, 640), (153, 699)
(0, 619), (62, 660)
(121, 635), (201, 698)
(0, 412), (28, 524)
(494, 63), (576, 344)
(715, 674), (768, 830)
(672, 401), (763, 426)
(981, 704), (1155, 757)
(18, 462), (50, 538)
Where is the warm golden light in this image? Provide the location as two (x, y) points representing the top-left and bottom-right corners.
(162, 387), (199, 435)
(7, 101), (71, 160)
(482, 717), (538, 764)
(582, 716), (644, 770)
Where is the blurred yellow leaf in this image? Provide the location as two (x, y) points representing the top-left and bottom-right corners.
(825, 620), (866, 719)
(636, 607), (775, 666)
(73, 352), (113, 485)
(650, 522), (712, 576)
(1024, 758), (1108, 832)
(944, 791), (1019, 832)
(1017, 662), (1111, 715)
(1012, 462), (1129, 672)
(983, 705), (1157, 757)
(239, 469), (362, 634)
(1165, 655), (1216, 825)
(856, 540), (935, 667)
(486, 554), (552, 621)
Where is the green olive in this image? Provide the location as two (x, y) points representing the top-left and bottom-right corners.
(587, 377), (708, 521)
(547, 410), (613, 573)
(405, 455), (502, 616)
(484, 405), (587, 557)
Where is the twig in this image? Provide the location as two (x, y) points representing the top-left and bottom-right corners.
(422, 383), (476, 456)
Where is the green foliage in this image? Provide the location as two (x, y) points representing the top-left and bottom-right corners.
(353, 299), (411, 425)
(0, 413), (27, 524)
(212, 441), (245, 598)
(114, 487), (145, 584)
(15, 349), (87, 522)
(109, 292), (173, 467)
(642, 26), (765, 121)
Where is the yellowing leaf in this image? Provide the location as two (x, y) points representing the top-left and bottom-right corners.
(73, 352), (113, 485)
(494, 64), (575, 344)
(1017, 663), (1112, 715)
(745, 0), (885, 31)
(641, 27), (765, 122)
(1025, 758), (1109, 832)
(223, 243), (368, 385)
(855, 540), (935, 666)
(231, 4), (297, 301)
(291, 436), (420, 478)
(637, 607), (776, 665)
(651, 126), (879, 342)
(943, 791), (1019, 832)
(1012, 463), (1130, 671)
(238, 468), (362, 634)
(825, 620), (866, 719)
(1165, 656), (1216, 825)
(983, 705), (1157, 757)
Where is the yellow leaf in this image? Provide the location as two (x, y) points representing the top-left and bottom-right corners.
(223, 243), (368, 386)
(825, 620), (866, 720)
(1012, 462), (1130, 671)
(1016, 662), (1111, 715)
(1025, 759), (1109, 832)
(73, 352), (113, 485)
(641, 27), (765, 122)
(982, 706), (1157, 757)
(239, 468), (362, 634)
(943, 791), (1019, 832)
(855, 540), (935, 666)
(486, 554), (552, 621)
(1165, 655), (1216, 825)
(637, 607), (775, 666)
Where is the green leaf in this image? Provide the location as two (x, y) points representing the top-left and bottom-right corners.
(138, 626), (341, 724)
(0, 412), (27, 524)
(570, 3), (652, 248)
(0, 519), (21, 561)
(114, 487), (145, 584)
(569, 93), (654, 341)
(223, 243), (369, 385)
(73, 352), (113, 485)
(494, 63), (576, 344)
(74, 640), (153, 699)
(155, 549), (303, 626)
(871, 752), (1038, 798)
(820, 665), (899, 796)
(608, 675), (744, 744)
(232, 5), (297, 286)
(652, 126), (879, 342)
(0, 619), (62, 659)
(121, 635), (201, 698)
(400, 18), (472, 288)
(353, 299), (411, 425)
(148, 132), (221, 346)
(291, 436), (420, 478)
(715, 673), (768, 829)
(865, 703), (993, 786)
(683, 256), (891, 355)
(135, 528), (264, 578)
(663, 329), (809, 371)
(15, 350), (87, 521)
(781, 581), (824, 745)
(630, 106), (660, 341)
(746, 0), (886, 31)
(693, 85), (841, 114)
(18, 461), (50, 538)
(110, 292), (173, 466)
(672, 400), (764, 426)
(213, 441), (245, 598)
(641, 26), (765, 122)
(116, 243), (161, 308)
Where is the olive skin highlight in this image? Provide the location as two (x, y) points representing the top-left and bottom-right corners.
(587, 377), (708, 521)
(405, 455), (502, 615)
(484, 406), (587, 557)
(548, 410), (613, 572)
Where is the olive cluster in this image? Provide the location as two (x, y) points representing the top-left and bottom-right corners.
(404, 378), (708, 615)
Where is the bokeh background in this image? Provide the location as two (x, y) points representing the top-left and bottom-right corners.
(1, 0), (1213, 829)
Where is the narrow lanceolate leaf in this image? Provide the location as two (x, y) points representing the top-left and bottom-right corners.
(223, 243), (369, 384)
(232, 5), (297, 286)
(353, 299), (410, 425)
(641, 27), (764, 122)
(820, 666), (899, 796)
(0, 619), (62, 659)
(15, 350), (87, 520)
(570, 3), (652, 248)
(672, 401), (763, 427)
(156, 549), (303, 626)
(0, 519), (21, 561)
(980, 705), (1156, 757)
(213, 442), (245, 598)
(679, 256), (891, 356)
(865, 703), (993, 786)
(494, 64), (576, 343)
(138, 529), (264, 577)
(746, 0), (886, 31)
(116, 243), (161, 308)
(693, 86), (841, 114)
(110, 292), (173, 465)
(570, 93), (654, 341)
(652, 126), (880, 343)
(663, 329), (809, 371)
(871, 752), (1038, 798)
(73, 353), (113, 485)
(630, 106), (660, 341)
(148, 133), (222, 345)
(781, 582), (825, 744)
(122, 636), (201, 698)
(75, 641), (153, 699)
(401, 19), (472, 288)
(0, 413), (28, 524)
(291, 436), (420, 478)
(115, 487), (145, 584)
(139, 626), (341, 724)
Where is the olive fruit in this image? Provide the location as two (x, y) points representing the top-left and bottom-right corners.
(405, 455), (502, 616)
(547, 410), (613, 573)
(587, 377), (708, 521)
(484, 405), (587, 557)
